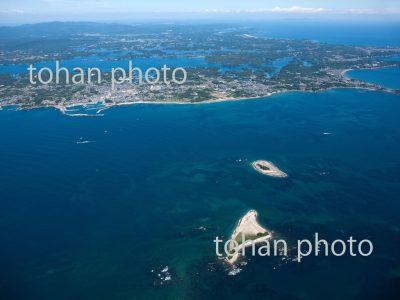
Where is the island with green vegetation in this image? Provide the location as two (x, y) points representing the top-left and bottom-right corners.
(227, 210), (271, 265)
(252, 160), (288, 178)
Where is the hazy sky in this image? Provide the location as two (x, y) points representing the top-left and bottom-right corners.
(1, 0), (400, 24)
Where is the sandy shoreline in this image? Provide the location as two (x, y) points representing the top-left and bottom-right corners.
(252, 160), (288, 178)
(227, 210), (271, 265)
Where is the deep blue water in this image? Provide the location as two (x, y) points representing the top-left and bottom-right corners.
(1, 22), (400, 300)
(1, 89), (400, 300)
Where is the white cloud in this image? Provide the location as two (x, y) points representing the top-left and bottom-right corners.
(248, 6), (327, 13)
(200, 6), (400, 15)
(346, 8), (400, 14)
(203, 9), (236, 13)
(201, 6), (327, 14)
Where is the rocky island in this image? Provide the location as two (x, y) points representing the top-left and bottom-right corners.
(227, 210), (271, 264)
(252, 160), (288, 178)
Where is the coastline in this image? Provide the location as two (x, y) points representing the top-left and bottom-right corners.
(3, 66), (399, 117)
(341, 63), (400, 77)
(48, 86), (400, 117)
(226, 210), (271, 265)
(251, 160), (288, 178)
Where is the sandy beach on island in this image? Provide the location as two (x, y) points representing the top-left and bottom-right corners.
(227, 210), (271, 265)
(252, 160), (287, 178)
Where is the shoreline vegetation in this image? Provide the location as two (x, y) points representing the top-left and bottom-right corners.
(251, 160), (288, 178)
(227, 210), (271, 265)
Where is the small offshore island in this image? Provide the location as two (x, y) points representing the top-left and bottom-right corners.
(227, 210), (271, 265)
(252, 160), (288, 178)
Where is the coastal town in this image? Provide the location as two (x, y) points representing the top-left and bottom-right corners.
(0, 22), (400, 114)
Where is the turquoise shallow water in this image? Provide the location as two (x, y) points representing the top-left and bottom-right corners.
(0, 89), (400, 299)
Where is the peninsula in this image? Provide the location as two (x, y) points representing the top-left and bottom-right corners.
(252, 160), (288, 178)
(227, 210), (271, 264)
(0, 22), (400, 116)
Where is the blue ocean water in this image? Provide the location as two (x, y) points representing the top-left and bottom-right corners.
(254, 21), (400, 47)
(346, 67), (400, 89)
(1, 89), (400, 299)
(268, 57), (292, 78)
(1, 22), (400, 300)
